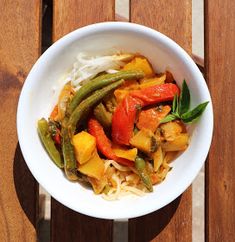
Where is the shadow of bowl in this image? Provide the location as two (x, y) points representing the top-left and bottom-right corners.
(13, 143), (38, 228)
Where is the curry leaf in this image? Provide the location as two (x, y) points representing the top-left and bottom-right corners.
(160, 80), (209, 125)
(181, 101), (209, 123)
(160, 114), (177, 124)
(179, 80), (190, 115)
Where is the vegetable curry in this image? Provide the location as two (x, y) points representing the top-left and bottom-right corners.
(38, 53), (208, 199)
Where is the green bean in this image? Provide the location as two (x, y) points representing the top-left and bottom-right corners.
(67, 70), (144, 115)
(37, 118), (64, 168)
(135, 157), (153, 192)
(62, 127), (78, 181)
(67, 79), (124, 136)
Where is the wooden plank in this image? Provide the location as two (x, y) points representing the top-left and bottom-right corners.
(205, 0), (235, 241)
(129, 1), (192, 241)
(129, 188), (191, 242)
(0, 0), (41, 241)
(53, 0), (115, 41)
(51, 1), (114, 242)
(51, 200), (113, 242)
(130, 0), (192, 53)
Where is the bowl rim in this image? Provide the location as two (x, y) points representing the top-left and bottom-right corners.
(17, 21), (213, 219)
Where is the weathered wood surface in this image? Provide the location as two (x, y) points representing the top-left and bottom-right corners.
(130, 0), (192, 53)
(51, 1), (115, 242)
(51, 200), (113, 242)
(53, 0), (114, 41)
(205, 0), (235, 241)
(3, 1), (234, 241)
(129, 1), (192, 241)
(0, 0), (41, 241)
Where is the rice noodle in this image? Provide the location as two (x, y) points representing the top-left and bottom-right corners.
(69, 52), (134, 87)
(101, 173), (121, 200)
(104, 160), (113, 172)
(102, 160), (149, 200)
(121, 185), (146, 196)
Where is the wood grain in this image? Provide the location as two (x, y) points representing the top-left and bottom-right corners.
(130, 0), (192, 53)
(51, 1), (114, 241)
(53, 0), (115, 41)
(205, 0), (235, 241)
(51, 200), (113, 242)
(129, 1), (192, 241)
(129, 188), (192, 242)
(0, 0), (41, 241)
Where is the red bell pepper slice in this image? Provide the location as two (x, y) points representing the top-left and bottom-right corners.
(53, 130), (61, 145)
(112, 83), (179, 145)
(129, 83), (180, 106)
(88, 118), (134, 167)
(112, 96), (143, 145)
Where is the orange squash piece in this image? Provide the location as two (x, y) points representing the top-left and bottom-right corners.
(137, 105), (171, 132)
(123, 57), (154, 77)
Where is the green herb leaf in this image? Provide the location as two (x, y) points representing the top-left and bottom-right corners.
(160, 114), (177, 124)
(181, 101), (209, 123)
(179, 80), (190, 115)
(172, 94), (178, 113)
(159, 80), (209, 125)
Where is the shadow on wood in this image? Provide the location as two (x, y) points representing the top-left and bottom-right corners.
(51, 198), (113, 242)
(129, 195), (182, 242)
(13, 143), (38, 229)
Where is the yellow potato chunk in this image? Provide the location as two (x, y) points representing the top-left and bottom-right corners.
(72, 131), (96, 164)
(130, 128), (157, 153)
(114, 89), (129, 103)
(87, 176), (107, 194)
(161, 133), (189, 152)
(78, 152), (105, 180)
(113, 146), (138, 161)
(160, 121), (183, 141)
(139, 74), (166, 88)
(120, 80), (139, 90)
(123, 57), (154, 77)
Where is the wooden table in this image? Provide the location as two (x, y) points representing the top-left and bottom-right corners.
(0, 1), (234, 241)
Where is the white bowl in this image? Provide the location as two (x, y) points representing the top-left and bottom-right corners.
(17, 22), (213, 220)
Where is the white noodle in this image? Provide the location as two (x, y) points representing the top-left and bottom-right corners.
(121, 185), (146, 196)
(102, 160), (149, 200)
(102, 173), (121, 200)
(104, 160), (113, 172)
(68, 53), (134, 87)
